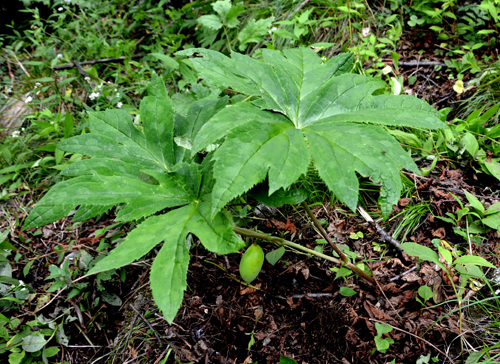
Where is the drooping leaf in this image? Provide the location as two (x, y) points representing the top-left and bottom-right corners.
(400, 243), (444, 270)
(453, 255), (496, 268)
(88, 206), (193, 276)
(178, 47), (447, 218)
(150, 227), (190, 323)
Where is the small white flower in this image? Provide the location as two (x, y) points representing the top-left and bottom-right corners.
(84, 76), (90, 82)
(57, 53), (63, 59)
(11, 130), (20, 138)
(19, 280), (24, 285)
(89, 92), (99, 100)
(58, 7), (63, 11)
(21, 288), (27, 291)
(35, 82), (41, 88)
(6, 87), (12, 93)
(64, 0), (71, 3)
(36, 90), (41, 95)
(10, 284), (15, 289)
(116, 93), (120, 97)
(114, 89), (117, 92)
(22, 127), (25, 131)
(271, 27), (277, 31)
(117, 102), (123, 108)
(361, 27), (371, 38)
(25, 96), (33, 103)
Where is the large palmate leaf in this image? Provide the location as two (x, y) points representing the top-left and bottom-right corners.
(24, 74), (244, 323)
(177, 47), (448, 218)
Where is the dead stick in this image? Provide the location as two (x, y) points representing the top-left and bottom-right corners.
(390, 266), (417, 282)
(357, 206), (404, 254)
(301, 201), (349, 264)
(53, 54), (146, 70)
(294, 0), (311, 12)
(398, 61), (446, 67)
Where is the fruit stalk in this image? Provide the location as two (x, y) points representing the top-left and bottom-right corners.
(232, 226), (375, 284)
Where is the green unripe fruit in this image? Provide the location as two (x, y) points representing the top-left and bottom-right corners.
(239, 243), (264, 284)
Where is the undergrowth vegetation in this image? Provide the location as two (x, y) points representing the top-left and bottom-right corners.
(1, 0), (500, 363)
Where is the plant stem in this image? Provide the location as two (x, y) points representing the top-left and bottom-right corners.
(232, 226), (376, 285)
(300, 201), (349, 265)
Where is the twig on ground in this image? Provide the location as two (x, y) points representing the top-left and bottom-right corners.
(9, 50), (30, 77)
(129, 303), (166, 345)
(390, 266), (417, 282)
(291, 293), (333, 299)
(53, 54), (146, 70)
(294, 0), (311, 12)
(153, 346), (172, 364)
(357, 206), (404, 254)
(399, 60), (446, 67)
(119, 311), (139, 364)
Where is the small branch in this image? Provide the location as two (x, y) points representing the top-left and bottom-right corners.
(73, 61), (90, 79)
(301, 201), (349, 264)
(357, 206), (404, 254)
(9, 50), (30, 77)
(233, 226), (342, 265)
(390, 266), (417, 282)
(129, 304), (165, 345)
(53, 54), (146, 70)
(294, 0), (311, 12)
(398, 61), (446, 67)
(292, 293), (333, 299)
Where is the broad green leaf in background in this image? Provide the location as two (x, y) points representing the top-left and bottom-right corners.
(400, 242), (444, 269)
(453, 255), (496, 268)
(24, 74), (244, 323)
(177, 47), (447, 218)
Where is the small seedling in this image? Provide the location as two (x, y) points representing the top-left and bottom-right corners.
(372, 322), (394, 354)
(416, 285), (434, 307)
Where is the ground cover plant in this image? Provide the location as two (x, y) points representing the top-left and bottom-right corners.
(1, 0), (500, 363)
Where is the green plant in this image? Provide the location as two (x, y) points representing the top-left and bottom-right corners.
(24, 47), (446, 323)
(416, 285), (434, 306)
(0, 230), (68, 363)
(24, 74), (246, 323)
(435, 191), (500, 239)
(372, 322), (394, 354)
(196, 0), (274, 52)
(0, 313), (65, 364)
(401, 239), (496, 323)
